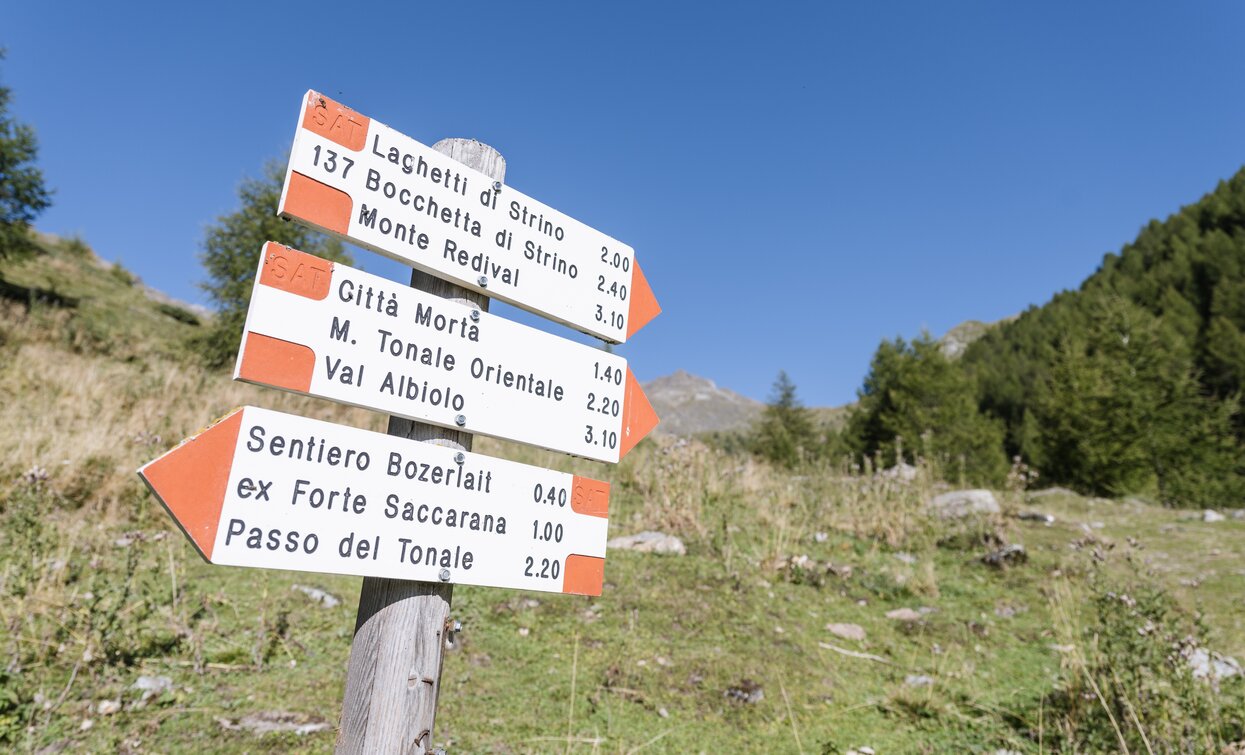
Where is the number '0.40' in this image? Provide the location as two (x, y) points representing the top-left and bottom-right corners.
(533, 484), (567, 507)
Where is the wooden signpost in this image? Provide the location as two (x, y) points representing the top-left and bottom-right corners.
(278, 90), (660, 343)
(235, 242), (659, 462)
(140, 94), (662, 753)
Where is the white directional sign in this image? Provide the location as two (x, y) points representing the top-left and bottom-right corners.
(277, 90), (660, 343)
(235, 243), (659, 464)
(139, 406), (611, 595)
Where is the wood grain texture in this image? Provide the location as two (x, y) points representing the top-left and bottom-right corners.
(336, 139), (506, 755)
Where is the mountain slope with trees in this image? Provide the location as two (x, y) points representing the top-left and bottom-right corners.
(962, 168), (1245, 503)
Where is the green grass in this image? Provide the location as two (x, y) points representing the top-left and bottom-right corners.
(2, 234), (1243, 753)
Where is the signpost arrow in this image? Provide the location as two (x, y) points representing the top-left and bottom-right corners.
(138, 406), (611, 596)
(278, 90), (660, 343)
(234, 243), (660, 463)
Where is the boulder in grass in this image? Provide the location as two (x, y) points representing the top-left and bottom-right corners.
(981, 544), (1027, 568)
(607, 531), (686, 555)
(927, 489), (1000, 519)
(1186, 648), (1242, 683)
(825, 623), (867, 641)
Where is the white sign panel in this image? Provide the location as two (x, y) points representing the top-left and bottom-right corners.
(235, 243), (658, 463)
(139, 406), (611, 595)
(277, 90), (660, 343)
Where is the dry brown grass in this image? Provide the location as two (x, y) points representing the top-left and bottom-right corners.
(1, 336), (385, 518)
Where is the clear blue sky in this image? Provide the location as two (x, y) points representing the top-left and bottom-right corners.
(7, 2), (1244, 406)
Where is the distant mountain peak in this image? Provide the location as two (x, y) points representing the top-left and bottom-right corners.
(643, 371), (762, 436)
(939, 316), (1015, 359)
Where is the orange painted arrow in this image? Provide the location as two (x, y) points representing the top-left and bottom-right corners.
(137, 409), (245, 562)
(626, 260), (661, 340)
(620, 368), (660, 458)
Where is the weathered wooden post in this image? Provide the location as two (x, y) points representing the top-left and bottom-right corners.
(335, 139), (505, 754)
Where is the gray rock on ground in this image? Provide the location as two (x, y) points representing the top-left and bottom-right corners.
(981, 544), (1027, 568)
(607, 531), (686, 555)
(1027, 487), (1077, 499)
(292, 584), (341, 608)
(1203, 509), (1226, 523)
(885, 608), (926, 622)
(1187, 648), (1242, 682)
(825, 623), (867, 641)
(217, 711), (331, 736)
(880, 463), (918, 482)
(131, 675), (174, 703)
(928, 489), (1000, 518)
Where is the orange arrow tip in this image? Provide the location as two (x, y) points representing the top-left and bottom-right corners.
(619, 368), (659, 459)
(138, 409), (245, 562)
(626, 260), (661, 340)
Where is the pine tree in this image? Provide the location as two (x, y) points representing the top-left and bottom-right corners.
(753, 371), (818, 467)
(196, 160), (351, 367)
(1033, 296), (1244, 505)
(0, 51), (51, 260)
(846, 334), (1007, 485)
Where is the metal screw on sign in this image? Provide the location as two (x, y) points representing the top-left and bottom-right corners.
(439, 569), (451, 582)
(453, 452), (466, 464)
(470, 309), (480, 322)
(477, 275), (489, 288)
(455, 415), (467, 427)
(492, 180), (502, 191)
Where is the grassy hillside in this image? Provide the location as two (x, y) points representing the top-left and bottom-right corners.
(2, 237), (1243, 752)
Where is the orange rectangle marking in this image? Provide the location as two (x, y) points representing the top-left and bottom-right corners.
(237, 333), (315, 393)
(259, 242), (334, 300)
(282, 172), (352, 235)
(571, 476), (610, 518)
(562, 555), (605, 596)
(302, 91), (369, 151)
